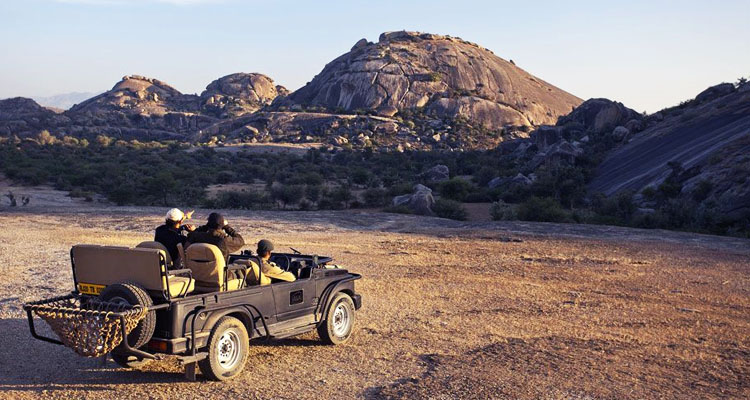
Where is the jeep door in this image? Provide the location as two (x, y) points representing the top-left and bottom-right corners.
(270, 278), (316, 322)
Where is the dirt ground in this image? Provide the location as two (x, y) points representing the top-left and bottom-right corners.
(0, 206), (748, 399)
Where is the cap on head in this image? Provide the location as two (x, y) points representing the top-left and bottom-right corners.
(257, 239), (274, 255)
(165, 208), (184, 222)
(207, 212), (225, 229)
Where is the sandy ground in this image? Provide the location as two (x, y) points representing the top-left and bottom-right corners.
(0, 206), (748, 399)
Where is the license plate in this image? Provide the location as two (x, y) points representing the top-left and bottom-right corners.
(78, 283), (106, 295)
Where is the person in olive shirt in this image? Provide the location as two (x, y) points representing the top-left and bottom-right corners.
(255, 239), (295, 283)
(154, 208), (195, 265)
(186, 212), (245, 262)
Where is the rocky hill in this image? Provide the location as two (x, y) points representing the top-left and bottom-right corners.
(200, 73), (288, 118)
(589, 82), (750, 218)
(283, 31), (582, 129)
(0, 31), (582, 150)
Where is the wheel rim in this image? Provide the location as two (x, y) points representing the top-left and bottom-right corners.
(216, 329), (242, 371)
(332, 303), (350, 337)
(108, 296), (130, 305)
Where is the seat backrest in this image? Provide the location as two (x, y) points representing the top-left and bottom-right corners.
(184, 243), (226, 292)
(176, 242), (185, 268)
(72, 244), (168, 294)
(242, 259), (270, 286)
(136, 241), (172, 267)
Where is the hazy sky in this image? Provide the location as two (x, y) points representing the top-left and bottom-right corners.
(1, 0), (748, 112)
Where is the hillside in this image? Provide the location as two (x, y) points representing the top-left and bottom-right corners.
(0, 31), (581, 150)
(589, 83), (750, 217)
(283, 31), (582, 128)
(1, 208), (748, 398)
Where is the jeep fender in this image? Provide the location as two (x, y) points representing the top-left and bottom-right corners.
(317, 274), (361, 324)
(201, 306), (257, 338)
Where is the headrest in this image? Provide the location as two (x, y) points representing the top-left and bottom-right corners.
(185, 243), (223, 262)
(136, 241), (172, 265)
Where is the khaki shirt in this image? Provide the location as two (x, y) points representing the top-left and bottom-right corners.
(240, 259), (296, 286)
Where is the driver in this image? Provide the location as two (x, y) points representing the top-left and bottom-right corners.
(245, 239), (296, 285)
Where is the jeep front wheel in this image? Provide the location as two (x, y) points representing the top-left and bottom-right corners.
(317, 292), (355, 345)
(198, 316), (249, 381)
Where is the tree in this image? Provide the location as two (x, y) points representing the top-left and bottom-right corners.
(271, 184), (305, 209)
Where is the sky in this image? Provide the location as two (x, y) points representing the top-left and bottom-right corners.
(0, 0), (748, 113)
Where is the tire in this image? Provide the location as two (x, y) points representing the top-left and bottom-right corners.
(317, 292), (355, 345)
(99, 283), (156, 350)
(111, 352), (152, 369)
(198, 316), (249, 381)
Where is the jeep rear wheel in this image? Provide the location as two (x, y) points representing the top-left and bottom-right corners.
(318, 292), (355, 345)
(99, 283), (155, 350)
(198, 316), (249, 381)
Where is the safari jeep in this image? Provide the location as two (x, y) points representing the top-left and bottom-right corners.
(23, 241), (362, 381)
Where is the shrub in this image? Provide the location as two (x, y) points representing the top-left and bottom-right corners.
(330, 186), (353, 208)
(692, 180), (713, 202)
(490, 200), (516, 221)
(474, 166), (497, 187)
(363, 188), (388, 207)
(432, 199), (468, 221)
(387, 182), (414, 197)
(437, 178), (473, 201)
(516, 197), (571, 223)
(271, 184), (305, 209)
(464, 189), (492, 203)
(209, 190), (271, 209)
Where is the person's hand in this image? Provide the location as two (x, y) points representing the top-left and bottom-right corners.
(224, 225), (236, 235)
(184, 224), (196, 232)
(185, 210), (194, 220)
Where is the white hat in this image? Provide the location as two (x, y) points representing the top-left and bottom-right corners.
(165, 208), (184, 222)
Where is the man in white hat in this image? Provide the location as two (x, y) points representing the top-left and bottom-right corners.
(154, 208), (195, 264)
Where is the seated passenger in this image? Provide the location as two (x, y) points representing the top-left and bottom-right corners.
(186, 212), (245, 262)
(154, 208), (195, 263)
(256, 239), (295, 283)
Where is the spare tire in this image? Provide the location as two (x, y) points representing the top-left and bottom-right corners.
(100, 283), (156, 349)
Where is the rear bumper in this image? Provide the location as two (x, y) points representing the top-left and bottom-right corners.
(352, 294), (362, 310)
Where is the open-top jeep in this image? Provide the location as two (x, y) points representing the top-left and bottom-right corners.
(23, 241), (362, 381)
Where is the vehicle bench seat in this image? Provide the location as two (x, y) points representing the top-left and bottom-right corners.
(71, 244), (194, 298)
(184, 243), (250, 293)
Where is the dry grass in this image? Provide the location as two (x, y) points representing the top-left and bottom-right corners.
(0, 207), (748, 399)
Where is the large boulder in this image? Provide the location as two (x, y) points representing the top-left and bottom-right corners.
(557, 98), (641, 134)
(695, 83), (735, 104)
(421, 165), (450, 182)
(392, 184), (435, 216)
(283, 31), (581, 131)
(201, 73), (288, 118)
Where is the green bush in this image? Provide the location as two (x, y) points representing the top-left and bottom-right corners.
(271, 184), (305, 209)
(208, 190), (271, 209)
(363, 188), (388, 207)
(464, 189), (492, 203)
(516, 197), (571, 223)
(432, 199), (468, 221)
(490, 200), (516, 221)
(437, 178), (473, 201)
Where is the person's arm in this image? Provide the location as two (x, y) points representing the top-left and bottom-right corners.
(223, 225), (245, 254)
(264, 262), (296, 282)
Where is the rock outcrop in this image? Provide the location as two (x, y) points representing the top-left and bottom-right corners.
(393, 184), (436, 216)
(589, 82), (750, 211)
(200, 73), (288, 118)
(283, 31), (582, 130)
